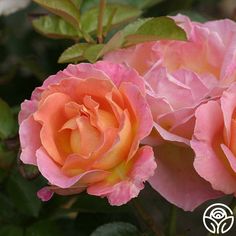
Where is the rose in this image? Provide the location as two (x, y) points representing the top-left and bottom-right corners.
(191, 83), (236, 197)
(18, 61), (156, 206)
(105, 15), (236, 210)
(105, 15), (236, 143)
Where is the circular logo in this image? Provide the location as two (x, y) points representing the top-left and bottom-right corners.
(203, 203), (235, 234)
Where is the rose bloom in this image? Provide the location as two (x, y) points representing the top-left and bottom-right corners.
(105, 15), (236, 210)
(18, 61), (156, 205)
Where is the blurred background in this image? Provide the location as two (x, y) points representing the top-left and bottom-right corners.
(0, 0), (236, 235)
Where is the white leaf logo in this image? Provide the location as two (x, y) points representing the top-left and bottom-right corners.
(203, 203), (235, 234)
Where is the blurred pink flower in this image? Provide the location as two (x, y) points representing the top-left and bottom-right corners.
(0, 0), (30, 16)
(105, 15), (236, 210)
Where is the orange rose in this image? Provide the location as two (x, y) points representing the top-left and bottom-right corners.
(19, 62), (156, 205)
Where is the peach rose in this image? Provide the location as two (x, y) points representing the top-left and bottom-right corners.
(18, 61), (156, 205)
(105, 15), (236, 210)
(191, 83), (236, 197)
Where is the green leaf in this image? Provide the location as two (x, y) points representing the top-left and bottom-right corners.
(99, 18), (149, 57)
(0, 168), (7, 183)
(101, 15), (186, 54)
(0, 142), (15, 168)
(124, 17), (187, 46)
(72, 194), (130, 213)
(26, 220), (63, 236)
(58, 43), (89, 63)
(83, 44), (104, 63)
(91, 222), (140, 236)
(58, 43), (104, 63)
(0, 226), (23, 236)
(33, 0), (80, 27)
(135, 0), (164, 9)
(69, 0), (82, 9)
(0, 193), (15, 220)
(80, 0), (163, 11)
(32, 15), (79, 39)
(0, 99), (16, 140)
(80, 4), (142, 34)
(6, 172), (42, 217)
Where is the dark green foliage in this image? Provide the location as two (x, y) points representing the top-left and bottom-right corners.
(0, 0), (234, 236)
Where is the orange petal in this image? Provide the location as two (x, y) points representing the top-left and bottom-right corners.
(64, 101), (81, 119)
(230, 119), (236, 156)
(70, 116), (101, 156)
(93, 110), (132, 170)
(34, 93), (71, 165)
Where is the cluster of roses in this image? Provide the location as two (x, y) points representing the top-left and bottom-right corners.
(19, 15), (236, 211)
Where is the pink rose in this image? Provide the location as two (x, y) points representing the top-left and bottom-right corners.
(191, 83), (236, 197)
(18, 61), (156, 206)
(105, 15), (236, 210)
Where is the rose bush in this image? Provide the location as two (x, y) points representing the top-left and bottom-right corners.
(105, 15), (236, 210)
(18, 61), (156, 206)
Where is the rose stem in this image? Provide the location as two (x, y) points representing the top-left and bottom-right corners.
(97, 0), (106, 44)
(166, 205), (177, 236)
(133, 199), (163, 236)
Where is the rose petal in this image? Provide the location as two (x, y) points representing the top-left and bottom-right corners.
(34, 92), (71, 165)
(37, 187), (54, 201)
(149, 143), (222, 211)
(19, 115), (41, 165)
(221, 82), (236, 145)
(36, 147), (108, 188)
(88, 146), (156, 206)
(18, 100), (37, 124)
(104, 42), (157, 76)
(94, 61), (146, 94)
(191, 101), (236, 194)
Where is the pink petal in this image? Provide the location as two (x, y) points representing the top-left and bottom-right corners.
(19, 115), (41, 165)
(144, 66), (194, 109)
(153, 123), (190, 145)
(88, 146), (156, 206)
(37, 187), (54, 201)
(193, 101), (223, 142)
(104, 42), (157, 76)
(119, 83), (153, 160)
(31, 72), (66, 101)
(193, 141), (236, 194)
(36, 147), (108, 188)
(60, 63), (109, 81)
(149, 143), (222, 211)
(34, 92), (72, 165)
(191, 101), (236, 194)
(204, 18), (236, 46)
(220, 35), (236, 83)
(221, 83), (236, 145)
(94, 61), (146, 94)
(171, 14), (198, 37)
(18, 100), (37, 124)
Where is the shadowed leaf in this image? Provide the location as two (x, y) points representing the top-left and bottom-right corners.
(32, 15), (79, 39)
(0, 99), (16, 140)
(6, 172), (42, 217)
(91, 222), (140, 236)
(80, 4), (142, 34)
(33, 0), (80, 27)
